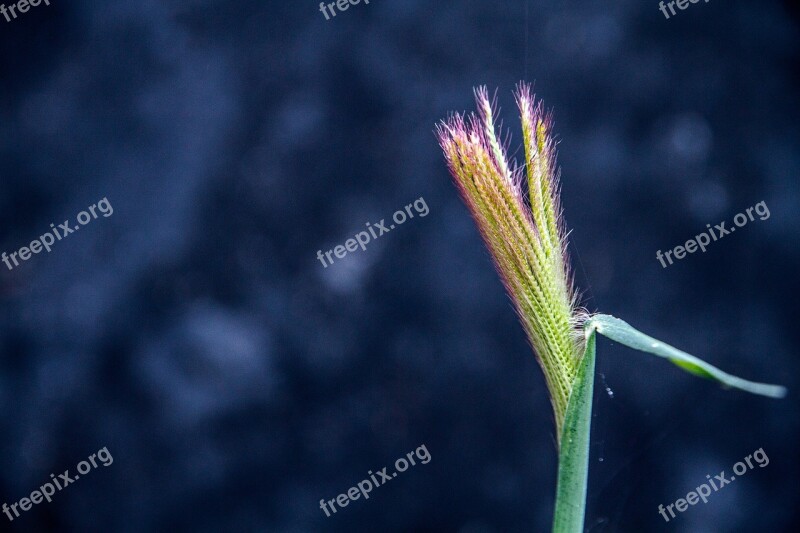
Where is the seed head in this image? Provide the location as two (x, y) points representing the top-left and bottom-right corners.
(437, 84), (583, 439)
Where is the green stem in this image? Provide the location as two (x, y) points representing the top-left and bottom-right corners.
(551, 314), (786, 532)
(552, 326), (596, 533)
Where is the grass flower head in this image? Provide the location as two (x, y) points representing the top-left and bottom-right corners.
(437, 85), (582, 439)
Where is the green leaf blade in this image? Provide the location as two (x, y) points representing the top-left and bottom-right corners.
(589, 314), (787, 399)
(552, 327), (596, 533)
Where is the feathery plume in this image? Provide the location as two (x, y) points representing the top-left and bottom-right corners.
(438, 85), (786, 531)
(437, 85), (582, 439)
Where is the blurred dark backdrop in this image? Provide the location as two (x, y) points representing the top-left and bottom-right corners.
(1, 0), (799, 531)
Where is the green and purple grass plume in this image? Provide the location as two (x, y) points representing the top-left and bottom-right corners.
(438, 85), (786, 532)
(437, 84), (582, 440)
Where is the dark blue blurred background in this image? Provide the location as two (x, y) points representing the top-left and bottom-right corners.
(1, 0), (798, 531)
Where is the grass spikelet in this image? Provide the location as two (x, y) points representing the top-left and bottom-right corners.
(437, 86), (582, 439)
